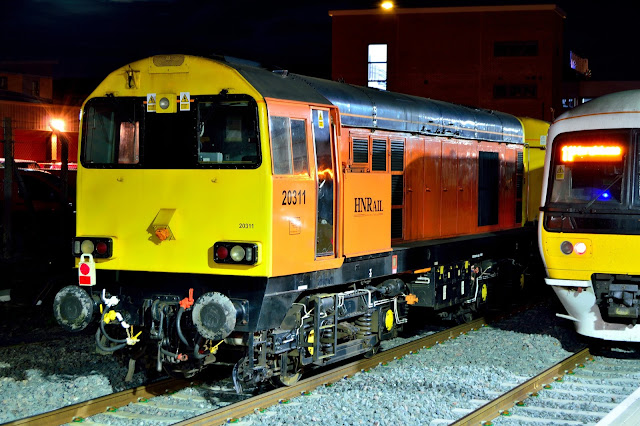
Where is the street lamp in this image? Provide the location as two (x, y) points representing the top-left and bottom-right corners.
(381, 1), (394, 10)
(50, 118), (66, 132)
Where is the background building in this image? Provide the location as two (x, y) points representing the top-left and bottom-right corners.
(330, 5), (565, 122)
(0, 62), (79, 165)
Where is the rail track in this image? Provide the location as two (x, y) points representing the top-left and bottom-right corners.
(9, 309), (640, 426)
(5, 378), (192, 426)
(6, 319), (482, 425)
(447, 348), (640, 425)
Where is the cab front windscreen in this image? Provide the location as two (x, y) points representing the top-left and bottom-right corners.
(80, 95), (260, 169)
(543, 129), (640, 234)
(549, 130), (628, 206)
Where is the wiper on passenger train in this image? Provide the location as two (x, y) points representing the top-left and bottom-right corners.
(579, 173), (623, 213)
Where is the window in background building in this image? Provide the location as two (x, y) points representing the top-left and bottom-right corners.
(0, 76), (7, 90)
(493, 84), (537, 99)
(494, 41), (539, 57)
(368, 44), (387, 90)
(31, 80), (40, 97)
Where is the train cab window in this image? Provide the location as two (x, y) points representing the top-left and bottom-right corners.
(82, 95), (259, 169)
(269, 116), (308, 175)
(197, 99), (260, 166)
(82, 97), (142, 165)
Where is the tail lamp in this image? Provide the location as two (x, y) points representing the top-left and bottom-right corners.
(214, 242), (258, 265)
(72, 237), (113, 258)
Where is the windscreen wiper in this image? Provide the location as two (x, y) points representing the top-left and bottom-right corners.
(580, 174), (623, 212)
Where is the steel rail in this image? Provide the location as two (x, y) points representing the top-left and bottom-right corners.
(451, 347), (592, 425)
(5, 378), (191, 426)
(175, 317), (488, 426)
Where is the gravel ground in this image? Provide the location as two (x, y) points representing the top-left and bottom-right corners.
(2, 297), (636, 426)
(0, 303), (149, 424)
(238, 303), (589, 426)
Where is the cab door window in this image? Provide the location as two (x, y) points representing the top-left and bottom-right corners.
(312, 109), (335, 256)
(269, 116), (308, 175)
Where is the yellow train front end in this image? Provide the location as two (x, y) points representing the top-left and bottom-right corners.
(75, 55), (271, 277)
(540, 93), (640, 341)
(52, 55), (285, 378)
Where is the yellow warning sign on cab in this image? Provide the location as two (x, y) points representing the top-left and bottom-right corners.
(180, 92), (190, 111)
(147, 93), (156, 112)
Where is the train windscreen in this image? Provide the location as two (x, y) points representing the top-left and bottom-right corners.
(81, 95), (260, 169)
(544, 129), (638, 233)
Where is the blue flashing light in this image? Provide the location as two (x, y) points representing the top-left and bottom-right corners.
(598, 191), (611, 201)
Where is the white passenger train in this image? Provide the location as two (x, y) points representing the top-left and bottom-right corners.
(540, 90), (640, 341)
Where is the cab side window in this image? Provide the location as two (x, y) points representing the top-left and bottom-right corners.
(270, 116), (308, 175)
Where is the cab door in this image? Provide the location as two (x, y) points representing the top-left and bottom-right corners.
(269, 102), (316, 277)
(312, 108), (336, 258)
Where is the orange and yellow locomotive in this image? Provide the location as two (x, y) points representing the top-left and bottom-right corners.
(53, 55), (547, 388)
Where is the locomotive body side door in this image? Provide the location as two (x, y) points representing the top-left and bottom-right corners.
(312, 108), (336, 257)
(268, 100), (317, 277)
(341, 131), (392, 256)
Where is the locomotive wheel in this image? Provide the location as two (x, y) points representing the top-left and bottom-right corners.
(276, 355), (302, 386)
(277, 369), (302, 386)
(364, 342), (380, 358)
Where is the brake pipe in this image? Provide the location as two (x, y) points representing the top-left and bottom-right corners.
(100, 309), (127, 344)
(159, 346), (185, 361)
(193, 338), (207, 360)
(176, 307), (193, 349)
(95, 328), (126, 352)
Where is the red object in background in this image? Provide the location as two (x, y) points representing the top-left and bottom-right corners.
(0, 129), (79, 164)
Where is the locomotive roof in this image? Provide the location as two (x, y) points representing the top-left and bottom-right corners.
(549, 90), (640, 142)
(230, 59), (523, 144)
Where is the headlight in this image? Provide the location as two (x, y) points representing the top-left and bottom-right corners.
(560, 241), (573, 255)
(574, 242), (587, 255)
(230, 245), (246, 262)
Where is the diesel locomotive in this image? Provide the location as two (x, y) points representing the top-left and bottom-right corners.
(52, 54), (547, 389)
(540, 90), (640, 342)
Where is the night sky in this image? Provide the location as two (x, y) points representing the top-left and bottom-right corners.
(0, 0), (637, 83)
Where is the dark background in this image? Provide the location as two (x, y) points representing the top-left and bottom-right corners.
(0, 1), (635, 83)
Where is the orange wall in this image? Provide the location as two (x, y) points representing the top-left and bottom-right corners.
(331, 8), (563, 122)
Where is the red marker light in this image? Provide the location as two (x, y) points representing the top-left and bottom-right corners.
(96, 241), (108, 255)
(216, 246), (229, 260)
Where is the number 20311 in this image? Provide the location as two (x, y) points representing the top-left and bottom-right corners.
(282, 190), (306, 205)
